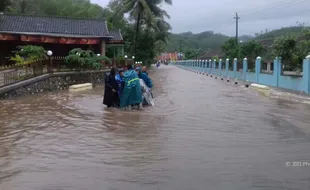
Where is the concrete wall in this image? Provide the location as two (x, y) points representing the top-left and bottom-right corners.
(0, 70), (109, 99)
(175, 56), (310, 94)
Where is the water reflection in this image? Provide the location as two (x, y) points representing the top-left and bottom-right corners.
(0, 65), (310, 190)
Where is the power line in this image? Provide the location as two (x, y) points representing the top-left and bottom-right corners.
(240, 0), (307, 19)
(241, 8), (310, 22)
(169, 1), (310, 52)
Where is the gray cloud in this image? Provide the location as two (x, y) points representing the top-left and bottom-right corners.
(92, 0), (310, 36)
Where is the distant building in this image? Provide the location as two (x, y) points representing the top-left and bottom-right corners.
(0, 14), (124, 65)
(199, 49), (224, 60)
(156, 52), (178, 61)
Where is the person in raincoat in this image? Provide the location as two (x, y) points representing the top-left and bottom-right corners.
(120, 64), (143, 110)
(103, 67), (120, 108)
(115, 69), (124, 97)
(137, 75), (155, 106)
(137, 66), (153, 89)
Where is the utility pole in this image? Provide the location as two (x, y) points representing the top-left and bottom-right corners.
(234, 12), (240, 59)
(234, 12), (240, 45)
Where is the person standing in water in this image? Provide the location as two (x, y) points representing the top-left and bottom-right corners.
(142, 66), (148, 75)
(115, 69), (124, 97)
(103, 67), (120, 108)
(120, 64), (143, 110)
(136, 66), (153, 89)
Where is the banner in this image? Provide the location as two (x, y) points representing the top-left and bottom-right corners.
(0, 34), (18, 41)
(20, 35), (100, 44)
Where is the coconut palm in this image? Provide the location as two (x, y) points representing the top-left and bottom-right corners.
(115, 0), (172, 55)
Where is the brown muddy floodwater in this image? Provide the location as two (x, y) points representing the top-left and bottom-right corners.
(1, 65), (310, 190)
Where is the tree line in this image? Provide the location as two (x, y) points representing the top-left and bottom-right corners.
(1, 0), (172, 66)
(220, 28), (310, 71)
(168, 26), (309, 61)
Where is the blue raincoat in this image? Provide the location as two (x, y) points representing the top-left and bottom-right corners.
(139, 72), (153, 89)
(120, 70), (142, 108)
(115, 74), (123, 97)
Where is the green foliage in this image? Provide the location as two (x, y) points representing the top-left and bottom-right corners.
(184, 50), (197, 60)
(272, 29), (310, 70)
(9, 54), (24, 65)
(65, 48), (111, 70)
(114, 0), (172, 56)
(221, 38), (239, 59)
(217, 26), (310, 71)
(273, 35), (298, 70)
(240, 40), (266, 61)
(16, 45), (47, 61)
(5, 0), (172, 62)
(0, 0), (10, 11)
(212, 55), (219, 62)
(166, 26), (310, 60)
(221, 38), (265, 61)
(6, 0), (106, 18)
(254, 26), (310, 40)
(167, 31), (229, 53)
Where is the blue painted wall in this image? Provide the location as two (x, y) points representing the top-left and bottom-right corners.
(175, 56), (310, 94)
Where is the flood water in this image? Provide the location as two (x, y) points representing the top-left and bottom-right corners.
(1, 65), (310, 190)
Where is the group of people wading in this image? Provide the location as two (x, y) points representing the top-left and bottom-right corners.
(103, 63), (153, 110)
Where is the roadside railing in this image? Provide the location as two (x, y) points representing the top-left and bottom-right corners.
(0, 57), (135, 88)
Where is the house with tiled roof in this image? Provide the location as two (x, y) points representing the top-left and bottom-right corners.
(0, 13), (124, 65)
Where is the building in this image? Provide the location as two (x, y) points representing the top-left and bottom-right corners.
(157, 52), (178, 61)
(0, 14), (124, 65)
(199, 49), (224, 60)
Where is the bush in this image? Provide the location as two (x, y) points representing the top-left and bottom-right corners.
(65, 48), (111, 70)
(16, 45), (47, 61)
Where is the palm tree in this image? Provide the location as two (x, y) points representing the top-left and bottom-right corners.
(115, 0), (172, 56)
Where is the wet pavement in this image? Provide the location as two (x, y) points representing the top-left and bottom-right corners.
(1, 65), (310, 190)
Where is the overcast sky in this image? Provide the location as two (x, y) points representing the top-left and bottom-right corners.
(91, 0), (309, 36)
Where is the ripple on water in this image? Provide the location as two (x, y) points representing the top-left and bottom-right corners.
(0, 65), (310, 190)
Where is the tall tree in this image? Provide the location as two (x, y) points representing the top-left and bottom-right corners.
(115, 0), (172, 56)
(7, 0), (106, 18)
(221, 38), (239, 59)
(240, 40), (266, 60)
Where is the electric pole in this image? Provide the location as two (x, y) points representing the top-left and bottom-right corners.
(234, 12), (240, 45)
(234, 12), (240, 58)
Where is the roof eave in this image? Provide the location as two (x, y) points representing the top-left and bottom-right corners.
(0, 31), (111, 38)
(106, 40), (125, 44)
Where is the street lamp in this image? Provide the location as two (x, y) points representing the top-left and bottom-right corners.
(47, 50), (52, 56)
(124, 55), (128, 66)
(97, 54), (100, 56)
(132, 56), (135, 66)
(47, 50), (53, 73)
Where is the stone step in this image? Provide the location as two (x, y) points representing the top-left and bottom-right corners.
(250, 83), (271, 96)
(69, 83), (93, 92)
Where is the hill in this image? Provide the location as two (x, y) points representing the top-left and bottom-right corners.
(166, 26), (310, 55)
(166, 31), (229, 52)
(254, 26), (309, 41)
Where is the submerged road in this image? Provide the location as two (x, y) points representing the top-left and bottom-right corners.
(0, 65), (310, 190)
